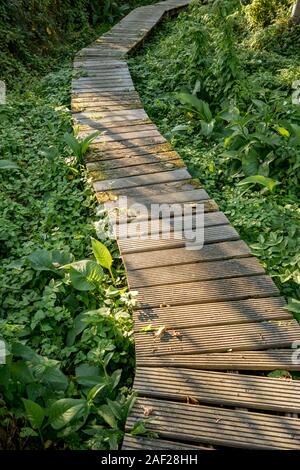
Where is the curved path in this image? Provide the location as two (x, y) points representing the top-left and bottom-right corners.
(72, 0), (300, 450)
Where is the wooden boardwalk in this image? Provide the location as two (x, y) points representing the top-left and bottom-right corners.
(72, 0), (300, 450)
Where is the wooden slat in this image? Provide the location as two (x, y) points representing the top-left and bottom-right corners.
(134, 296), (291, 330)
(135, 320), (299, 356)
(92, 152), (181, 170)
(118, 224), (240, 253)
(105, 178), (202, 197)
(135, 275), (279, 308)
(124, 240), (250, 269)
(126, 398), (300, 449)
(134, 367), (300, 413)
(103, 188), (211, 207)
(76, 118), (152, 130)
(122, 435), (209, 450)
(90, 135), (168, 151)
(127, 257), (265, 288)
(116, 211), (227, 239)
(88, 160), (185, 180)
(87, 143), (174, 161)
(93, 169), (191, 191)
(137, 349), (300, 370)
(80, 128), (162, 142)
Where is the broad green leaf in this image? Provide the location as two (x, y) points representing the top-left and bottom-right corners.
(286, 298), (300, 314)
(200, 120), (215, 136)
(106, 398), (123, 421)
(108, 369), (122, 391)
(11, 361), (34, 384)
(176, 92), (211, 121)
(28, 249), (54, 271)
(76, 375), (105, 388)
(20, 427), (39, 438)
(98, 404), (118, 429)
(75, 364), (101, 377)
(0, 159), (19, 170)
(276, 127), (290, 138)
(28, 249), (73, 272)
(242, 151), (259, 176)
(22, 399), (45, 430)
(87, 383), (106, 401)
(202, 100), (212, 122)
(63, 133), (81, 158)
(130, 420), (149, 436)
(238, 175), (280, 191)
(81, 131), (100, 155)
(91, 238), (113, 278)
(64, 260), (103, 291)
(11, 342), (39, 362)
(268, 370), (292, 379)
(75, 364), (104, 389)
(49, 398), (87, 430)
(66, 312), (87, 346)
(171, 124), (190, 134)
(42, 364), (68, 391)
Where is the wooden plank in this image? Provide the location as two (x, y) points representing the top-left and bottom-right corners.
(92, 152), (181, 170)
(81, 128), (163, 143)
(90, 136), (168, 151)
(79, 124), (160, 137)
(134, 297), (291, 330)
(117, 224), (240, 253)
(72, 78), (133, 86)
(93, 169), (191, 191)
(106, 201), (218, 225)
(76, 118), (152, 130)
(122, 435), (210, 450)
(135, 320), (299, 356)
(103, 189), (211, 207)
(87, 143), (174, 161)
(74, 108), (146, 118)
(75, 70), (132, 77)
(73, 90), (139, 100)
(74, 86), (136, 93)
(100, 177), (200, 196)
(75, 115), (149, 126)
(137, 349), (300, 370)
(127, 257), (265, 289)
(126, 398), (300, 449)
(124, 240), (250, 270)
(88, 160), (185, 180)
(134, 367), (300, 413)
(116, 211), (228, 239)
(135, 275), (279, 308)
(73, 102), (143, 112)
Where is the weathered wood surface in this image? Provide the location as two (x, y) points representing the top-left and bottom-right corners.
(72, 0), (300, 450)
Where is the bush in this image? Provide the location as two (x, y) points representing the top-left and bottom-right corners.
(245, 0), (293, 28)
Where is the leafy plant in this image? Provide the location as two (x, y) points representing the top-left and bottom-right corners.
(91, 237), (114, 280)
(63, 131), (100, 164)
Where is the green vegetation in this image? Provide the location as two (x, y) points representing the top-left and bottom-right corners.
(129, 0), (300, 311)
(0, 0), (156, 451)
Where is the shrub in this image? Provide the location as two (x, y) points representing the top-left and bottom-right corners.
(245, 0), (293, 28)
